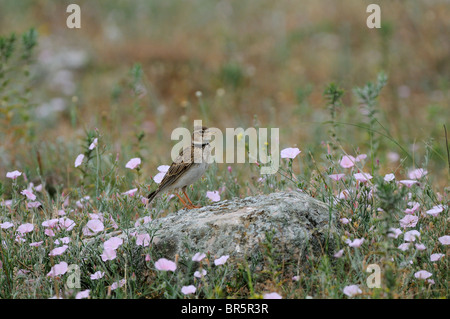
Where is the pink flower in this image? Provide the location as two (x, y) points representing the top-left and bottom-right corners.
(355, 154), (367, 162)
(387, 152), (400, 162)
(263, 292), (282, 299)
(0, 199), (12, 207)
(399, 180), (418, 188)
(82, 227), (94, 236)
(398, 243), (410, 251)
(414, 270), (432, 280)
(6, 170), (22, 179)
(157, 165), (170, 173)
(0, 222), (14, 229)
(338, 190), (351, 199)
(388, 228), (402, 239)
(340, 155), (356, 168)
(426, 205), (444, 217)
(74, 154), (85, 167)
(399, 215), (418, 228)
(21, 189), (36, 201)
(30, 241), (44, 247)
(104, 236), (123, 250)
(59, 217), (76, 231)
(438, 235), (450, 245)
(26, 201), (41, 209)
(90, 271), (105, 280)
(47, 261), (68, 277)
(136, 233), (150, 247)
(54, 237), (70, 245)
(86, 219), (104, 233)
(76, 289), (90, 299)
(15, 234), (25, 243)
(329, 174), (345, 181)
(125, 158), (141, 169)
(194, 269), (207, 278)
(1, 200), (13, 207)
(343, 285), (362, 297)
(89, 213), (103, 221)
(153, 172), (166, 184)
(408, 168), (427, 180)
(155, 258), (177, 271)
(340, 218), (351, 224)
(415, 243), (426, 251)
(17, 223), (34, 234)
(214, 255), (229, 266)
(384, 173), (395, 182)
(101, 248), (117, 261)
(404, 230), (420, 242)
(45, 229), (56, 237)
(76, 196), (90, 208)
(280, 147), (301, 159)
(354, 172), (373, 183)
(122, 188), (138, 196)
(347, 238), (365, 248)
(145, 254), (151, 262)
(405, 202), (420, 214)
(152, 165), (170, 183)
(292, 276), (300, 281)
(134, 216), (152, 227)
(111, 279), (126, 290)
(110, 216), (119, 229)
(206, 191), (220, 202)
(430, 253), (444, 262)
(42, 218), (59, 228)
(89, 138), (98, 150)
(192, 252), (206, 262)
(49, 245), (68, 256)
(181, 285), (196, 295)
(333, 249), (344, 258)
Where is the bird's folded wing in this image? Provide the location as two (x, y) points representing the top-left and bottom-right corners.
(157, 146), (194, 190)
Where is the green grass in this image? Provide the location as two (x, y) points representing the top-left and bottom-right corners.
(0, 2), (449, 299)
(0, 101), (448, 298)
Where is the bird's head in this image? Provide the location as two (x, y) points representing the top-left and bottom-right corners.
(192, 126), (214, 145)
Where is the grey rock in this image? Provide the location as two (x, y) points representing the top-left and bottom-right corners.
(86, 191), (339, 270)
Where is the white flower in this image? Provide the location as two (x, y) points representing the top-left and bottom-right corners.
(125, 158), (141, 169)
(388, 228), (402, 239)
(181, 285), (196, 295)
(6, 170), (22, 179)
(280, 147), (301, 159)
(414, 270), (432, 280)
(74, 154), (85, 167)
(404, 230), (420, 242)
(343, 285), (362, 297)
(214, 255), (229, 266)
(89, 138), (98, 150)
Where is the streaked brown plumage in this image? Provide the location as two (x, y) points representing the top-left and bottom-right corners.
(148, 126), (213, 209)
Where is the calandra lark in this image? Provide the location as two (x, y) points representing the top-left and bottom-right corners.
(148, 126), (214, 209)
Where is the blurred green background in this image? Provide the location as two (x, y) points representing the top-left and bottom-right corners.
(0, 0), (449, 188)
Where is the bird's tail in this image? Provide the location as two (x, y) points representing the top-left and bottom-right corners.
(147, 190), (158, 203)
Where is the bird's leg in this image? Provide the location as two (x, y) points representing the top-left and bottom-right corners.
(182, 189), (201, 209)
(175, 193), (189, 209)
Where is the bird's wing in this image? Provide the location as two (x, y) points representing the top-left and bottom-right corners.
(156, 146), (194, 191)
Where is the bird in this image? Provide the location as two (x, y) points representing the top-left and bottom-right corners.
(148, 126), (214, 209)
